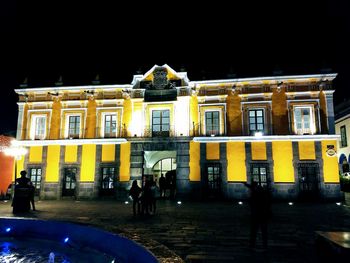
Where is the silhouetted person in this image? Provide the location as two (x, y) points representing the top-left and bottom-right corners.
(244, 181), (271, 249)
(12, 170), (31, 213)
(129, 180), (142, 216)
(29, 181), (36, 211)
(159, 174), (166, 198)
(16, 170), (30, 187)
(150, 180), (157, 214)
(142, 180), (152, 215)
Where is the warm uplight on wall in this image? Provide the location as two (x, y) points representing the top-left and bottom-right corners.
(276, 82), (283, 93)
(254, 132), (263, 138)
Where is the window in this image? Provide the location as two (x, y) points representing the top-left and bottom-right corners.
(249, 109), (264, 135)
(298, 163), (319, 199)
(294, 107), (314, 135)
(205, 111), (220, 136)
(104, 114), (117, 138)
(251, 164), (269, 187)
(29, 167), (42, 190)
(68, 116), (80, 138)
(101, 167), (115, 189)
(30, 115), (46, 140)
(62, 168), (77, 197)
(152, 110), (170, 137)
(34, 116), (46, 140)
(153, 158), (177, 178)
(340, 125), (347, 147)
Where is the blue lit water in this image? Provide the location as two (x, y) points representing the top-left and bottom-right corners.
(0, 237), (115, 263)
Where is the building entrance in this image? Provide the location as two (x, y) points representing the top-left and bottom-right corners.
(298, 163), (319, 200)
(143, 151), (177, 198)
(62, 168), (77, 197)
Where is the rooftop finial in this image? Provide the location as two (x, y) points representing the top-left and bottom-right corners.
(92, 74), (100, 85)
(55, 76), (63, 86)
(20, 77), (28, 88)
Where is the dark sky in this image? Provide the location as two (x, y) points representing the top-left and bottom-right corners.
(1, 0), (350, 135)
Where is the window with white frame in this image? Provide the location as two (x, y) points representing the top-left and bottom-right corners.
(31, 115), (46, 140)
(293, 106), (314, 135)
(68, 116), (81, 139)
(205, 111), (220, 136)
(103, 114), (117, 138)
(152, 110), (170, 137)
(248, 109), (264, 135)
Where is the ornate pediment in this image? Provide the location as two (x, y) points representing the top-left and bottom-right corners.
(132, 65), (188, 102)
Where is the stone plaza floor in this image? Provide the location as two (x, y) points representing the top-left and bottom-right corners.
(1, 199), (350, 262)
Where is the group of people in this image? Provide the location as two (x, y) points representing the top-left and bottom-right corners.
(129, 178), (157, 216)
(158, 172), (176, 199)
(12, 170), (36, 213)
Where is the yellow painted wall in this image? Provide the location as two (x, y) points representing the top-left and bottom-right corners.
(85, 99), (97, 138)
(272, 141), (294, 182)
(322, 140), (340, 183)
(251, 142), (267, 160)
(120, 142), (130, 181)
(122, 98), (132, 137)
(227, 142), (246, 182)
(102, 144), (115, 162)
(80, 144), (96, 182)
(319, 91), (328, 134)
(64, 145), (78, 163)
(226, 91), (242, 136)
(189, 141), (200, 181)
(271, 88), (289, 134)
(29, 146), (43, 163)
(49, 98), (62, 139)
(298, 141), (316, 160)
(21, 104), (29, 140)
(45, 145), (60, 182)
(190, 95), (199, 136)
(206, 143), (220, 160)
(15, 156), (25, 181)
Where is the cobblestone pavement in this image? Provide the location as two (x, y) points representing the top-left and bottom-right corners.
(1, 199), (350, 263)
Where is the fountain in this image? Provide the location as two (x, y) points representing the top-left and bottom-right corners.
(0, 218), (157, 263)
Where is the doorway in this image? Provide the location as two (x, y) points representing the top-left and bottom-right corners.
(62, 167), (77, 197)
(205, 163), (222, 198)
(298, 163), (319, 200)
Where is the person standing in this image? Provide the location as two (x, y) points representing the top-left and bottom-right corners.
(244, 181), (271, 249)
(159, 174), (166, 199)
(28, 181), (36, 211)
(129, 180), (142, 216)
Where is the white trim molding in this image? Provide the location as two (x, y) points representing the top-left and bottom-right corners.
(14, 138), (128, 146)
(193, 134), (340, 143)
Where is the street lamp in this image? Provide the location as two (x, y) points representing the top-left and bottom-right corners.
(4, 140), (28, 195)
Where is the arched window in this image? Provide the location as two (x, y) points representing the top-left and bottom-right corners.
(152, 158), (176, 179)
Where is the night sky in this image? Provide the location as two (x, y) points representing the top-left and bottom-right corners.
(1, 0), (350, 135)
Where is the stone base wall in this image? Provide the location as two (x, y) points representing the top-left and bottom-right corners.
(77, 182), (95, 199)
(42, 183), (59, 200)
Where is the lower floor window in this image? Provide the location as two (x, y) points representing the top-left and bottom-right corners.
(29, 167), (42, 190)
(102, 167), (115, 189)
(251, 163), (269, 187)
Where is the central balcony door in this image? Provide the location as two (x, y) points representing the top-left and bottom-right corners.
(152, 110), (170, 137)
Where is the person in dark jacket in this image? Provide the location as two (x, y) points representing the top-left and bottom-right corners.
(129, 180), (142, 216)
(244, 181), (271, 249)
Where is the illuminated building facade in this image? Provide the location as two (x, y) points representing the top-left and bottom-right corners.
(14, 65), (342, 200)
(335, 100), (350, 174)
